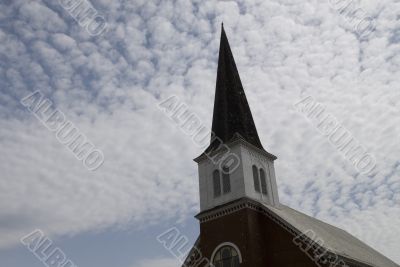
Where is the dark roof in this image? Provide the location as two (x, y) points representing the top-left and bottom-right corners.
(205, 24), (263, 153)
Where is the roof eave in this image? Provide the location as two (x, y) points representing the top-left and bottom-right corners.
(193, 134), (277, 163)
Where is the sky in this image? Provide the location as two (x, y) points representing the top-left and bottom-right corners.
(0, 0), (399, 266)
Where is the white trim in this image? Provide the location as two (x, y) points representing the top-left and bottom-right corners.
(210, 242), (243, 264)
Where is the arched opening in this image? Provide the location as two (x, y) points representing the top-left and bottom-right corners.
(259, 168), (268, 195)
(212, 245), (241, 267)
(213, 170), (221, 197)
(213, 167), (231, 198)
(222, 166), (231, 194)
(252, 165), (260, 192)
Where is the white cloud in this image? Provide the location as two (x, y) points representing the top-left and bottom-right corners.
(0, 0), (399, 264)
(132, 258), (179, 267)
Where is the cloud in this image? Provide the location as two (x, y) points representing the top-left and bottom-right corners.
(0, 0), (399, 264)
(132, 258), (179, 267)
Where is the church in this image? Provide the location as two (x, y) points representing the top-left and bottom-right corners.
(182, 25), (399, 267)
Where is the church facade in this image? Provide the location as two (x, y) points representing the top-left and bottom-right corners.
(182, 25), (399, 267)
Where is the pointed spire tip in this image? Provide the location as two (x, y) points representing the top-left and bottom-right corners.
(207, 22), (264, 153)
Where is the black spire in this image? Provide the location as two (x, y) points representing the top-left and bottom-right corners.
(206, 25), (263, 152)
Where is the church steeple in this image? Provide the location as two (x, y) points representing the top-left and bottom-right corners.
(196, 24), (279, 213)
(185, 24), (399, 267)
(207, 24), (263, 152)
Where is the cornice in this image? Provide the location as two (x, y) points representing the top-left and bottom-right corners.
(193, 136), (277, 163)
